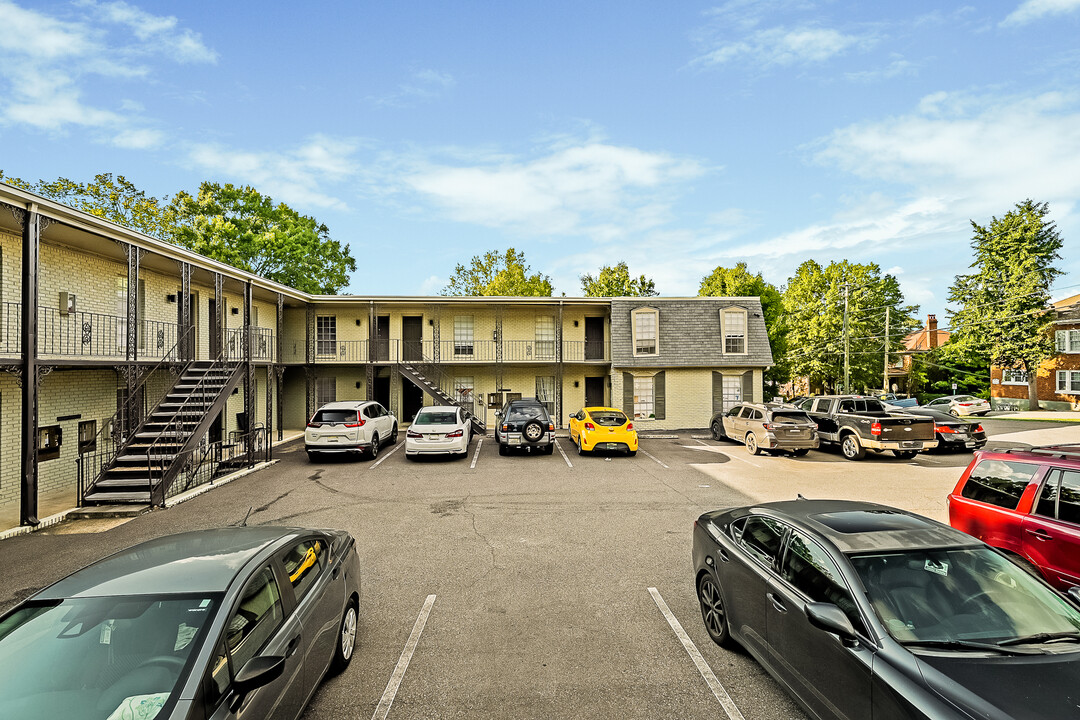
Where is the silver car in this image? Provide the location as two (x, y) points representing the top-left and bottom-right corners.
(922, 394), (992, 417)
(711, 402), (820, 456)
(0, 527), (362, 720)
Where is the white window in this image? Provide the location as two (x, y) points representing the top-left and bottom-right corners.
(454, 316), (474, 356)
(316, 316), (337, 356)
(722, 308), (747, 354)
(536, 376), (556, 415)
(315, 377), (336, 406)
(1057, 329), (1080, 353)
(535, 316), (556, 360)
(722, 375), (742, 412)
(1001, 369), (1029, 385)
(632, 308), (658, 356)
(1057, 370), (1080, 394)
(633, 376), (654, 419)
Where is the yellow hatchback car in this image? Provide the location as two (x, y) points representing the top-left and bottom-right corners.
(568, 406), (639, 456)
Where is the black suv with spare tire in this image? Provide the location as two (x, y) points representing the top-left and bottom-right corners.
(495, 398), (555, 455)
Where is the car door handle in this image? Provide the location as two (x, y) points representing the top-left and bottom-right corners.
(767, 592), (787, 613)
(285, 634), (301, 658)
(1026, 528), (1053, 541)
(717, 548), (730, 563)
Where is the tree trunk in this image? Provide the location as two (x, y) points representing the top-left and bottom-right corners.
(1027, 374), (1041, 411)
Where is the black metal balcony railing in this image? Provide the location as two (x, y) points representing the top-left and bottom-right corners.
(284, 337), (609, 363)
(226, 327), (276, 361)
(1, 302), (183, 360)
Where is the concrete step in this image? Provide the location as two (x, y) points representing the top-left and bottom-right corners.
(68, 504), (150, 519)
(83, 491), (152, 504)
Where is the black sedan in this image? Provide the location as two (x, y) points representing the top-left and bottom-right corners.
(893, 407), (986, 452)
(693, 499), (1080, 720)
(0, 527), (361, 720)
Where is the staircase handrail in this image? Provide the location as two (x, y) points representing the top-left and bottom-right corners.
(408, 355), (485, 428)
(146, 343), (241, 505)
(78, 325), (194, 501)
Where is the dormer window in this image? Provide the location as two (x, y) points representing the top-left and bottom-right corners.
(632, 307), (658, 356)
(722, 307), (747, 354)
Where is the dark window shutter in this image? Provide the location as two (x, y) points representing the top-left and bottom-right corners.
(741, 370), (753, 403)
(655, 371), (666, 420)
(623, 372), (634, 415)
(713, 371), (724, 414)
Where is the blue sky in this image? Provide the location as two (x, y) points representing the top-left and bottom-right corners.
(2, 0), (1079, 319)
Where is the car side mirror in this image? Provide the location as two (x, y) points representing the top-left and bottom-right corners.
(234, 655), (286, 696)
(804, 602), (857, 641)
(1068, 586), (1080, 607)
(495, 411), (502, 418)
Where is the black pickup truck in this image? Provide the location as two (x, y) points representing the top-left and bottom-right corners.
(793, 395), (938, 460)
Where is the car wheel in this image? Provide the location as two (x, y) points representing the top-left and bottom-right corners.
(307, 451), (319, 462)
(389, 424), (398, 443)
(369, 434), (379, 460)
(745, 433), (761, 456)
(627, 449), (637, 457)
(522, 419), (544, 443)
(498, 442), (508, 456)
(577, 437), (586, 455)
(330, 598), (358, 674)
(544, 443), (554, 455)
(697, 574), (733, 648)
(949, 409), (960, 417)
(711, 420), (725, 441)
(790, 448), (809, 457)
(893, 450), (919, 459)
(840, 434), (865, 460)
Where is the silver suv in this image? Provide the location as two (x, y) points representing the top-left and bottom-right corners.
(306, 400), (398, 460)
(710, 402), (819, 456)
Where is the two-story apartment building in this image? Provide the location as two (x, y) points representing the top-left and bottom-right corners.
(990, 294), (1080, 411)
(0, 182), (772, 530)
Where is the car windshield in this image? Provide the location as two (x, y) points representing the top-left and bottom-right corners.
(850, 548), (1080, 648)
(507, 405), (544, 422)
(0, 594), (218, 719)
(415, 411), (458, 425)
(589, 411), (627, 427)
(312, 409), (357, 424)
(770, 411), (811, 424)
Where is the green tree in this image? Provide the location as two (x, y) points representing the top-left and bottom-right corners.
(443, 248), (553, 296)
(947, 200), (1063, 409)
(783, 260), (918, 394)
(580, 261), (657, 297)
(169, 182), (356, 294)
(699, 262), (788, 394)
(0, 171), (174, 238)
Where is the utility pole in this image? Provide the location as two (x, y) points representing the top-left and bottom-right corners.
(843, 283), (850, 394)
(883, 306), (890, 393)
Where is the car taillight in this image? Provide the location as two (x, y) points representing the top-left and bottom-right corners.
(307, 421), (322, 428)
(407, 430), (422, 438)
(446, 429), (464, 438)
(935, 425), (957, 433)
(870, 422), (882, 436)
(762, 423), (774, 431)
(344, 420), (363, 428)
(585, 422), (596, 431)
(975, 424), (984, 433)
(626, 422), (634, 430)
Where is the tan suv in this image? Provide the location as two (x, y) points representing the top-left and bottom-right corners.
(710, 402), (820, 456)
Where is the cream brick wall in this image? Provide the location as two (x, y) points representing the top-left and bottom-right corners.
(0, 374), (22, 510)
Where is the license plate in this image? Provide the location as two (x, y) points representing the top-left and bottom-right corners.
(965, 441), (975, 447)
(901, 441), (922, 448)
(604, 443), (620, 450)
(787, 429), (802, 434)
(509, 438), (520, 446)
(326, 437), (338, 442)
(426, 435), (438, 440)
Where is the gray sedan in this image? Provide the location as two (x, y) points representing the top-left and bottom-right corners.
(0, 526), (361, 720)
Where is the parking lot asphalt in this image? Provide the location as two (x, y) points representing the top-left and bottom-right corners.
(0, 417), (1072, 720)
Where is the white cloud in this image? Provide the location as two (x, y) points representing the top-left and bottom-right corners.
(187, 135), (361, 210)
(1002, 0), (1080, 26)
(369, 141), (704, 239)
(0, 0), (215, 141)
(367, 69), (456, 108)
(694, 25), (869, 68)
(845, 58), (918, 83)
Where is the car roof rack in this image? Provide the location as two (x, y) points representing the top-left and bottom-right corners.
(1002, 444), (1080, 460)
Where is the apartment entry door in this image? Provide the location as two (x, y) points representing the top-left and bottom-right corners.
(585, 376), (605, 408)
(376, 315), (390, 361)
(402, 382), (424, 422)
(585, 317), (605, 360)
(402, 316), (423, 361)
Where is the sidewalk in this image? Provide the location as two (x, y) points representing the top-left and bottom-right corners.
(992, 411), (1080, 423)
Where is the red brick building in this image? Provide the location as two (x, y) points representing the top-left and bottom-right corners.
(990, 294), (1080, 411)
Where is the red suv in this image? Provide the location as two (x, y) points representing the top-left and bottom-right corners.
(948, 444), (1080, 590)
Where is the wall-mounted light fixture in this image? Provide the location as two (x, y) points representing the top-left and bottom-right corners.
(573, 381), (579, 387)
(356, 381), (362, 389)
(573, 320), (579, 327)
(428, 319), (434, 326)
(166, 293), (177, 303)
(356, 319), (362, 326)
(231, 307), (240, 315)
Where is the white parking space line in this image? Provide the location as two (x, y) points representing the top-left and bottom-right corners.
(695, 439), (761, 468)
(370, 441), (403, 469)
(470, 438), (483, 469)
(554, 439), (573, 468)
(648, 587), (746, 720)
(638, 446), (669, 469)
(371, 594), (437, 720)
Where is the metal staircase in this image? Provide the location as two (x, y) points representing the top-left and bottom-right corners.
(397, 362), (487, 435)
(82, 359), (244, 505)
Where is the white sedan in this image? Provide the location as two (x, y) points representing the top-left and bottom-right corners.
(406, 405), (472, 458)
(922, 394), (992, 416)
